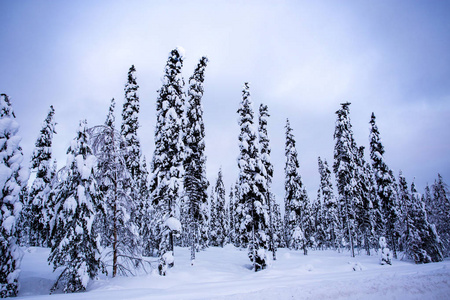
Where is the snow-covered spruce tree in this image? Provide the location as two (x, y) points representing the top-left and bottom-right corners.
(273, 202), (285, 248)
(149, 47), (185, 275)
(430, 174), (450, 256)
(15, 185), (29, 246)
(317, 157), (340, 250)
(121, 65), (147, 248)
(333, 103), (358, 257)
(423, 184), (433, 221)
(258, 104), (276, 259)
(48, 120), (104, 293)
(365, 161), (383, 252)
(237, 83), (268, 271)
(183, 56), (209, 263)
(398, 171), (412, 253)
(233, 179), (243, 248)
(210, 168), (227, 247)
(0, 94), (28, 298)
(400, 176), (443, 263)
(284, 119), (310, 254)
(353, 146), (378, 255)
(311, 198), (324, 250)
(229, 182), (241, 247)
(122, 64), (141, 180)
(369, 112), (400, 258)
(137, 156), (151, 254)
(26, 105), (56, 247)
(90, 99), (145, 277)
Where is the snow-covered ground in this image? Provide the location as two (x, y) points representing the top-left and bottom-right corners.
(17, 246), (450, 300)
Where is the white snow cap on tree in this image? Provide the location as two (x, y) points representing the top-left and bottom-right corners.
(176, 46), (186, 59)
(165, 217), (182, 233)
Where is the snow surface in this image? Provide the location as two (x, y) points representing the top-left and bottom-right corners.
(17, 246), (450, 300)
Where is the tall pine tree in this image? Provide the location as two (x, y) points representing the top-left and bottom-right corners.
(333, 103), (357, 257)
(369, 112), (400, 258)
(258, 104), (276, 260)
(284, 119), (310, 254)
(354, 146), (377, 255)
(236, 83), (268, 271)
(430, 174), (450, 256)
(48, 120), (103, 293)
(122, 64), (142, 180)
(183, 56), (209, 264)
(317, 157), (341, 250)
(26, 105), (56, 247)
(0, 94), (28, 297)
(399, 175), (443, 263)
(209, 168), (227, 247)
(150, 48), (186, 275)
(121, 65), (147, 248)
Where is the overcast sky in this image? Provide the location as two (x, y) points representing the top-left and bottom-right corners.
(1, 0), (449, 204)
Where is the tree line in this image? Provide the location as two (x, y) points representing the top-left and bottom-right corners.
(1, 47), (449, 297)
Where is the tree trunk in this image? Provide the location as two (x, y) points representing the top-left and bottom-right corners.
(345, 195), (355, 258)
(113, 201), (118, 277)
(190, 222), (196, 265)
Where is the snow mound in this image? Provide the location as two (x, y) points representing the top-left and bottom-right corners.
(16, 247), (450, 300)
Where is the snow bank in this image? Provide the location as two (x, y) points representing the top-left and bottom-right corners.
(16, 247), (450, 300)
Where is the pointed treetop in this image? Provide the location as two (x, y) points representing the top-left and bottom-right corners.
(125, 65), (139, 92)
(105, 98), (116, 128)
(176, 46), (186, 59)
(1, 93), (15, 118)
(237, 82), (254, 127)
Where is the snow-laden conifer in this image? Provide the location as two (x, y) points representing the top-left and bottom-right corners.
(236, 83), (268, 271)
(430, 174), (450, 256)
(229, 182), (241, 247)
(310, 197), (325, 249)
(333, 103), (357, 257)
(272, 202), (285, 248)
(284, 119), (310, 254)
(150, 48), (186, 275)
(0, 94), (28, 298)
(121, 65), (147, 247)
(48, 120), (103, 293)
(399, 174), (443, 263)
(258, 104), (276, 259)
(317, 157), (340, 250)
(210, 168), (227, 247)
(183, 56), (209, 263)
(26, 105), (56, 247)
(369, 112), (400, 258)
(354, 146), (378, 255)
(136, 155), (151, 254)
(122, 65), (141, 180)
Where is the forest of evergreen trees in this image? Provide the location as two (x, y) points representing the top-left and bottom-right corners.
(1, 47), (449, 296)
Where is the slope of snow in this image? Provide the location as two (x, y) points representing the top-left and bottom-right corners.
(17, 246), (450, 300)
